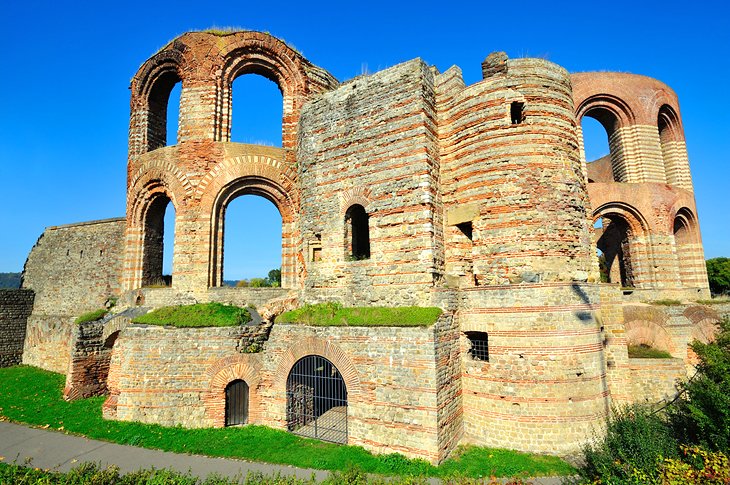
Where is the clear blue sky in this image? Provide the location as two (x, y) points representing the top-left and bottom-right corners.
(1, 0), (728, 279)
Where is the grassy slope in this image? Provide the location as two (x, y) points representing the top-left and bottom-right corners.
(276, 304), (442, 327)
(0, 366), (573, 478)
(132, 303), (251, 328)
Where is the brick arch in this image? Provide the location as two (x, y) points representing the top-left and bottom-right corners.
(273, 337), (363, 400)
(339, 187), (373, 217)
(576, 94), (635, 131)
(128, 163), (189, 226)
(125, 166), (186, 290)
(593, 202), (653, 287)
(197, 152), (299, 288)
(625, 320), (675, 355)
(130, 48), (186, 154)
(218, 32), (317, 150)
(203, 356), (262, 427)
(593, 202), (649, 238)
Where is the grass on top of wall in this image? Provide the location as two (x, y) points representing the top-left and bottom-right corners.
(74, 309), (108, 325)
(0, 366), (574, 479)
(627, 344), (673, 359)
(276, 302), (442, 327)
(132, 303), (251, 328)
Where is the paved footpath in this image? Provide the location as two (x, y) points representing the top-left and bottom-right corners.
(0, 421), (568, 484)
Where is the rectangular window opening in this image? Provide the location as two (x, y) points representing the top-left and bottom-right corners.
(465, 331), (489, 362)
(511, 102), (525, 124)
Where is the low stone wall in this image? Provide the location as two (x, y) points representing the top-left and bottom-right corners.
(105, 317), (457, 463)
(0, 289), (34, 367)
(123, 287), (291, 311)
(627, 358), (686, 403)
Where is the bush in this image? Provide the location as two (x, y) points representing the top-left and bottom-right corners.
(659, 446), (730, 485)
(706, 257), (730, 295)
(578, 405), (679, 484)
(668, 316), (730, 451)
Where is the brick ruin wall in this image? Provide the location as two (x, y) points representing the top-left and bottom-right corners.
(298, 59), (441, 306)
(104, 317), (460, 463)
(0, 289), (34, 367)
(21, 219), (126, 373)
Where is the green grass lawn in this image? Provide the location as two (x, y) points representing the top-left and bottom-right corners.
(74, 308), (108, 324)
(0, 366), (573, 479)
(132, 302), (251, 327)
(627, 344), (673, 359)
(276, 303), (442, 327)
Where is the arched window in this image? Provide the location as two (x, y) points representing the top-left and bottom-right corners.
(229, 74), (282, 146)
(580, 108), (622, 183)
(142, 195), (175, 287)
(673, 208), (696, 286)
(222, 194), (282, 286)
(595, 215), (633, 287)
(345, 205), (370, 260)
(147, 71), (182, 150)
(658, 105), (681, 186)
(286, 355), (347, 444)
(225, 379), (249, 426)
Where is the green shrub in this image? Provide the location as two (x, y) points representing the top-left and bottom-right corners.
(578, 405), (679, 484)
(659, 446), (730, 485)
(74, 308), (108, 324)
(668, 316), (730, 451)
(132, 303), (251, 327)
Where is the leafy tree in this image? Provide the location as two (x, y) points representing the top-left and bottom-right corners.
(706, 257), (730, 295)
(249, 278), (270, 288)
(267, 268), (281, 287)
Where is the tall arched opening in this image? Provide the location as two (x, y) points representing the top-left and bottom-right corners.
(209, 175), (292, 288)
(146, 70), (182, 151)
(222, 195), (282, 285)
(229, 74), (283, 146)
(579, 106), (624, 183)
(286, 355), (347, 444)
(142, 194), (176, 287)
(673, 208), (698, 286)
(593, 204), (651, 288)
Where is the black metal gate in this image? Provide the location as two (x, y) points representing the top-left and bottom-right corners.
(225, 380), (249, 426)
(286, 355), (347, 443)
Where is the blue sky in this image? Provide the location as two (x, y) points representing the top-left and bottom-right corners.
(1, 0), (728, 279)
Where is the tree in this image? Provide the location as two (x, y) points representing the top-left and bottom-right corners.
(706, 257), (730, 295)
(267, 268), (281, 287)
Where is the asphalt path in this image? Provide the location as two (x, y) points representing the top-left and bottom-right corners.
(0, 421), (568, 484)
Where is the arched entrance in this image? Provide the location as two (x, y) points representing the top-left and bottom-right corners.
(225, 379), (249, 426)
(286, 355), (347, 444)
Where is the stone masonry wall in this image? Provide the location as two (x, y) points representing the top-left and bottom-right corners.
(437, 57), (597, 287)
(298, 59), (441, 306)
(22, 218), (125, 373)
(0, 289), (34, 367)
(443, 283), (610, 455)
(106, 319), (459, 464)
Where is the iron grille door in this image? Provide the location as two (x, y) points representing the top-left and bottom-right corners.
(225, 380), (249, 426)
(286, 355), (347, 444)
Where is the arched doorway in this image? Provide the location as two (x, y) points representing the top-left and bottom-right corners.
(225, 379), (249, 426)
(286, 355), (347, 444)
